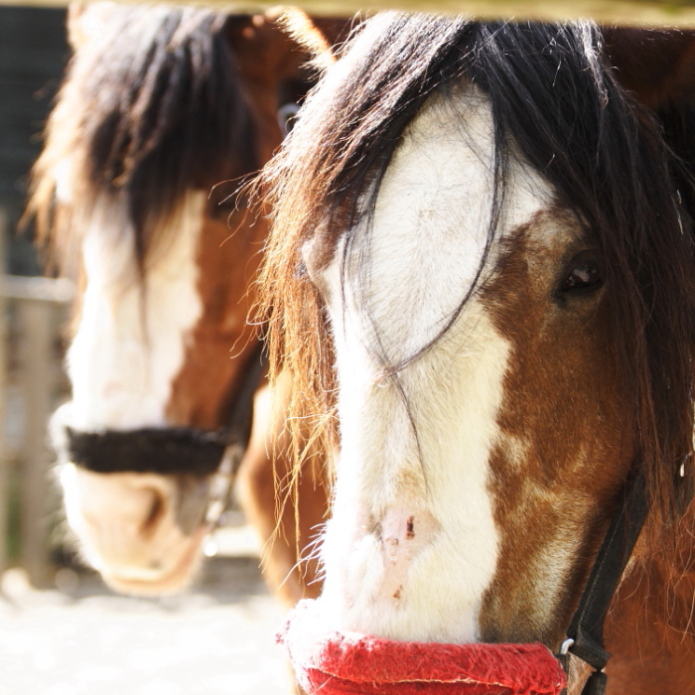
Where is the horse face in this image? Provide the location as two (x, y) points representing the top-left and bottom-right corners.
(305, 89), (634, 647)
(51, 192), (265, 595)
(47, 5), (314, 596)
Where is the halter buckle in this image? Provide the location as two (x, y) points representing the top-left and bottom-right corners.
(559, 638), (574, 656)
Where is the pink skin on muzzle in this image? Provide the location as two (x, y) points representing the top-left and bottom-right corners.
(278, 600), (567, 695)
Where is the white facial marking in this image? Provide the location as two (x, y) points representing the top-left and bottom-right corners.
(63, 192), (204, 431)
(51, 192), (206, 589)
(313, 88), (554, 643)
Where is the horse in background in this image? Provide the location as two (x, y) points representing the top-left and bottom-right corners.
(26, 2), (346, 602)
(258, 15), (695, 695)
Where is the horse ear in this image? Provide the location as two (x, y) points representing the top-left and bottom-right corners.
(272, 7), (351, 71)
(66, 2), (88, 50)
(66, 1), (114, 52)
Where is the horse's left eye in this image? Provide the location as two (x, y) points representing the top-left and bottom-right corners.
(558, 256), (603, 294)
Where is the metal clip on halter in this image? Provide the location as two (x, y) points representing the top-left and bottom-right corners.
(559, 640), (606, 695)
(204, 442), (244, 530)
(202, 344), (267, 553)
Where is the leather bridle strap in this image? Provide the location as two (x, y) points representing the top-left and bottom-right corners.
(219, 340), (267, 461)
(559, 467), (648, 695)
(203, 341), (267, 530)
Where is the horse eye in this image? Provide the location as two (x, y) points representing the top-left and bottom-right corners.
(559, 256), (603, 294)
(277, 102), (300, 136)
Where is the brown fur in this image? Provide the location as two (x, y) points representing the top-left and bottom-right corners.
(604, 553), (695, 694)
(165, 209), (265, 430)
(256, 16), (695, 692)
(166, 203), (327, 604)
(603, 28), (695, 109)
(479, 211), (635, 646)
(236, 374), (328, 604)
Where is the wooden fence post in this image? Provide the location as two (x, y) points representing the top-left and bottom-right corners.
(17, 296), (54, 588)
(0, 209), (7, 576)
(0, 275), (72, 586)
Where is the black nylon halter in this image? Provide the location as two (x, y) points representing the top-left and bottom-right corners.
(557, 468), (648, 695)
(65, 341), (266, 480)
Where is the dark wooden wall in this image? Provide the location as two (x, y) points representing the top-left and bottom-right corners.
(0, 6), (68, 275)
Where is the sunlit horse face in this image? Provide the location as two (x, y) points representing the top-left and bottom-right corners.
(307, 89), (633, 647)
(55, 194), (262, 595)
(262, 17), (695, 665)
(32, 3), (331, 596)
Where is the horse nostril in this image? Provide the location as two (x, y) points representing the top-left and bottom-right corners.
(139, 489), (166, 537)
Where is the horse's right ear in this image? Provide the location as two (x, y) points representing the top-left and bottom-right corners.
(273, 7), (355, 72)
(66, 2), (88, 50)
(66, 1), (113, 51)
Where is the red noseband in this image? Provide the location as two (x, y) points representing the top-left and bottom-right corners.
(278, 601), (567, 695)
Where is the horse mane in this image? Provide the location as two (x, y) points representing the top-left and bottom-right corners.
(258, 15), (695, 564)
(27, 4), (256, 275)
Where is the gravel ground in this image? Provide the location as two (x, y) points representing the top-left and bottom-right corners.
(0, 556), (292, 695)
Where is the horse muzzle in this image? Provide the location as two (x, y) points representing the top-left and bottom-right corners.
(280, 471), (651, 695)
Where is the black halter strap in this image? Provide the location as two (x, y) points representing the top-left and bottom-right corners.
(66, 426), (227, 475)
(65, 341), (267, 479)
(558, 467), (648, 695)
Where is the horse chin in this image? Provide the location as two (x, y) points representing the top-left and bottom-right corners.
(97, 526), (207, 597)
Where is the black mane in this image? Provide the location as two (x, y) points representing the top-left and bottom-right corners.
(263, 15), (695, 527)
(36, 5), (257, 267)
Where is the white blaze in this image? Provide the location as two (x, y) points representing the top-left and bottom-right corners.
(58, 192), (204, 432)
(311, 89), (553, 643)
(48, 189), (207, 591)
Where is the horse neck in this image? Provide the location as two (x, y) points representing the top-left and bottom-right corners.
(604, 513), (695, 694)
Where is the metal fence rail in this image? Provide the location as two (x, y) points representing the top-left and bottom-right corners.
(2, 0), (695, 27)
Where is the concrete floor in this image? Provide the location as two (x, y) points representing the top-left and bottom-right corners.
(0, 555), (292, 695)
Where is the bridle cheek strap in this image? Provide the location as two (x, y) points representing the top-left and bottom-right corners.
(559, 468), (648, 695)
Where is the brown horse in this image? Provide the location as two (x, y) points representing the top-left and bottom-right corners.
(26, 2), (347, 602)
(258, 15), (695, 695)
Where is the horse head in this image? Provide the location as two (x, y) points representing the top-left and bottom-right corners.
(27, 2), (344, 598)
(260, 15), (695, 693)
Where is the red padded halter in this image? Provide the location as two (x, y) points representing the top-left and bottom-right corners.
(278, 600), (567, 695)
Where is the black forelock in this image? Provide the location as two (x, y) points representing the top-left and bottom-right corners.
(74, 6), (257, 265)
(273, 13), (695, 525)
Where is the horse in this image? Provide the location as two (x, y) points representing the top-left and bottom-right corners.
(26, 2), (346, 602)
(258, 15), (695, 695)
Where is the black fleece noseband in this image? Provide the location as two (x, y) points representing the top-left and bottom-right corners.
(63, 342), (266, 480)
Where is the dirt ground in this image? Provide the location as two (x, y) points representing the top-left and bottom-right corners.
(0, 556), (292, 695)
